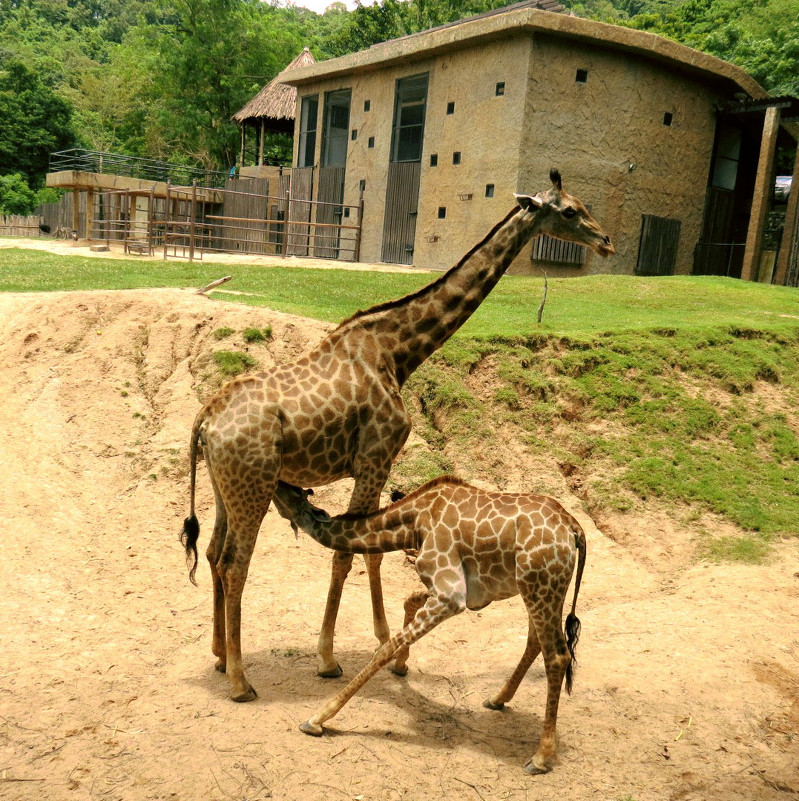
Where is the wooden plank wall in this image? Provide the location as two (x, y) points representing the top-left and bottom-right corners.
(635, 214), (681, 276)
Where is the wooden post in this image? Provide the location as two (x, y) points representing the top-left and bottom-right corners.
(259, 119), (265, 167)
(72, 189), (80, 241)
(240, 126), (245, 170)
(741, 106), (781, 282)
(147, 188), (155, 255)
(189, 180), (197, 262)
(164, 181), (171, 260)
(353, 187), (365, 262)
(774, 146), (799, 286)
(86, 188), (94, 241)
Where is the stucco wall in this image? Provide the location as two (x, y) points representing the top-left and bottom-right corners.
(516, 34), (720, 277)
(412, 37), (534, 271)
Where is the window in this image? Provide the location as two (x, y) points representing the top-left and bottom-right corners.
(576, 69), (588, 83)
(368, 136), (375, 149)
(297, 95), (318, 168)
(351, 129), (358, 141)
(485, 183), (495, 198)
(446, 101), (455, 115)
(663, 112), (674, 127)
(438, 207), (447, 219)
(364, 99), (371, 112)
(390, 73), (428, 163)
(430, 153), (438, 167)
(495, 82), (505, 96)
(452, 151), (461, 165)
(322, 89), (351, 167)
(712, 126), (742, 191)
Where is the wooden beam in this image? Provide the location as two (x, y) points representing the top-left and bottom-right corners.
(774, 146), (799, 286)
(741, 106), (781, 282)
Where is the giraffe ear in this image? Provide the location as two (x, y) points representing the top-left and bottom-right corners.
(550, 169), (563, 191)
(514, 193), (543, 211)
(309, 507), (332, 523)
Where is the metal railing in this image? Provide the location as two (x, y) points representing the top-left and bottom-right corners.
(49, 148), (230, 189)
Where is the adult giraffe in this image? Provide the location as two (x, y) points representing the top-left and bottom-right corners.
(181, 169), (613, 702)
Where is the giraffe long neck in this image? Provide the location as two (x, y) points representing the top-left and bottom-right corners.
(338, 206), (540, 386)
(291, 504), (418, 554)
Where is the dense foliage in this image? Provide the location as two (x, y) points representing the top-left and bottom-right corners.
(0, 0), (796, 214)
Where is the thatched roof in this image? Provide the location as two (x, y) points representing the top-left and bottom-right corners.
(232, 47), (316, 125)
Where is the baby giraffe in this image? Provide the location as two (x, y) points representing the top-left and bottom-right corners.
(272, 476), (587, 775)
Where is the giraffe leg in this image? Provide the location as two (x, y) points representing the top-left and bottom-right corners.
(484, 617), (541, 710)
(206, 482), (228, 673)
(316, 552), (353, 677)
(217, 508), (268, 702)
(364, 552), (390, 646)
(390, 590), (429, 676)
(316, 471), (391, 677)
(301, 592), (462, 736)
(523, 610), (571, 775)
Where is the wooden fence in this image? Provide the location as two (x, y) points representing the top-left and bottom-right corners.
(0, 215), (44, 237)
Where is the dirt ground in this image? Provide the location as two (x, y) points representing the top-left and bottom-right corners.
(0, 252), (797, 800)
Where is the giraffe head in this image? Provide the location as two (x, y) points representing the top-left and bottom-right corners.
(272, 481), (331, 530)
(515, 169), (615, 257)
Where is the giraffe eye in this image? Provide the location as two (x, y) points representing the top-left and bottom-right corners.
(562, 207), (577, 219)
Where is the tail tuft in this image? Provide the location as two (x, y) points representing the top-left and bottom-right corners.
(180, 515), (200, 586)
(564, 612), (581, 695)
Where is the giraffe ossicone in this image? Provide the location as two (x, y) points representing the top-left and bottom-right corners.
(272, 476), (588, 775)
(180, 172), (611, 703)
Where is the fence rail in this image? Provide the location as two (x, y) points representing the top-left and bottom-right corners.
(49, 148), (230, 189)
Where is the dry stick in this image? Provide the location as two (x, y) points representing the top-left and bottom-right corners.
(197, 276), (233, 295)
(537, 271), (549, 324)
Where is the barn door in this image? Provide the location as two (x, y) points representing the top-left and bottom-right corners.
(316, 166), (345, 258)
(635, 214), (681, 276)
(381, 73), (428, 265)
(382, 162), (422, 263)
(286, 166), (314, 256)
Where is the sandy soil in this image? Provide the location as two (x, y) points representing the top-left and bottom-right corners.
(0, 280), (797, 801)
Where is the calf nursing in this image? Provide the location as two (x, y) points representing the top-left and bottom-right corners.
(272, 476), (587, 774)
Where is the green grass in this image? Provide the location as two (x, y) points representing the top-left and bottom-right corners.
(4, 246), (799, 556)
(3, 248), (799, 337)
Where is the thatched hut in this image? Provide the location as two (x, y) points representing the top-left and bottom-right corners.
(232, 47), (317, 171)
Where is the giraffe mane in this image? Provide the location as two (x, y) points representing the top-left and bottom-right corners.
(331, 206), (523, 333)
(335, 475), (472, 522)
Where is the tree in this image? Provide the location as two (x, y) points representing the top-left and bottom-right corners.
(0, 58), (75, 186)
(0, 172), (36, 215)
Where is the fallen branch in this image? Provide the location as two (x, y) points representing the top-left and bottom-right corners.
(197, 276), (232, 295)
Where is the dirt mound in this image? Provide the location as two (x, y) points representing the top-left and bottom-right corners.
(0, 289), (796, 800)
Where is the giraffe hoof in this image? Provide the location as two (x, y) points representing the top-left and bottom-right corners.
(231, 685), (258, 703)
(215, 660), (227, 674)
(483, 699), (504, 711)
(523, 758), (550, 775)
(299, 719), (324, 736)
(389, 662), (408, 677)
(317, 663), (343, 679)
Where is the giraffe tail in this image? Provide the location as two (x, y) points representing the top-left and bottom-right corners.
(564, 525), (587, 695)
(180, 416), (202, 586)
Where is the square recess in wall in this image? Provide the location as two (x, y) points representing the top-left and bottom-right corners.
(438, 207), (447, 219)
(453, 152), (461, 165)
(495, 82), (505, 96)
(430, 153), (438, 167)
(575, 69), (588, 83)
(485, 184), (495, 197)
(663, 112), (674, 126)
(364, 99), (371, 112)
(447, 101), (455, 114)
